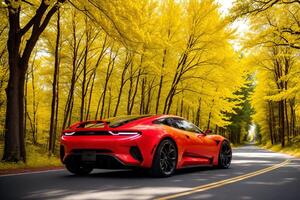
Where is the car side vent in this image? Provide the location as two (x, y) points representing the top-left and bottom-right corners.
(130, 146), (143, 162)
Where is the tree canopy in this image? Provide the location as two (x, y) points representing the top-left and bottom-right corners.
(1, 0), (299, 162)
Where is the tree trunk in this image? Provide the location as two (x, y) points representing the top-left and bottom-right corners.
(31, 58), (38, 144)
(3, 65), (26, 161)
(207, 111), (212, 130)
(128, 63), (142, 115)
(139, 77), (146, 114)
(114, 52), (131, 117)
(86, 71), (96, 120)
(268, 101), (274, 145)
(195, 98), (201, 127)
(271, 102), (277, 143)
(156, 49), (167, 114)
(284, 100), (290, 144)
(175, 100), (179, 116)
(107, 87), (112, 118)
(186, 106), (190, 121)
(3, 5), (25, 162)
(163, 44), (190, 114)
(87, 36), (107, 120)
(145, 77), (155, 114)
(80, 16), (89, 122)
(215, 125), (219, 135)
(49, 9), (60, 154)
(24, 73), (28, 142)
(180, 92), (184, 116)
(127, 65), (134, 115)
(100, 48), (117, 119)
(289, 99), (295, 138)
(279, 100), (285, 147)
(207, 98), (215, 130)
(3, 1), (65, 162)
(62, 11), (81, 129)
(95, 91), (104, 119)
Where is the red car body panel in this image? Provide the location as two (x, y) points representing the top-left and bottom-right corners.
(60, 115), (227, 169)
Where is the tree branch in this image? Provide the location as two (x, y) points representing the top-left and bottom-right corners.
(20, 1), (66, 68)
(20, 1), (48, 36)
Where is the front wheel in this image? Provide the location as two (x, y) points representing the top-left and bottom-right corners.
(150, 139), (178, 177)
(218, 140), (232, 169)
(65, 162), (93, 175)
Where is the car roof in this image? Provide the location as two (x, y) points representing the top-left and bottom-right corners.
(103, 114), (185, 128)
(104, 114), (183, 121)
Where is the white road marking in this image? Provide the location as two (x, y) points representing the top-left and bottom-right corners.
(0, 169), (64, 177)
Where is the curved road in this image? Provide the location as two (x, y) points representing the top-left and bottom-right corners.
(0, 145), (299, 200)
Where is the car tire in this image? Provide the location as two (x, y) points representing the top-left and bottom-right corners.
(65, 162), (93, 175)
(150, 139), (178, 177)
(218, 140), (232, 169)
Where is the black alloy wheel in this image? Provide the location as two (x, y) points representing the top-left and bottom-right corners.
(151, 139), (178, 177)
(218, 140), (232, 169)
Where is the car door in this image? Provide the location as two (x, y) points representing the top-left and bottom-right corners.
(195, 131), (216, 163)
(174, 119), (215, 164)
(172, 118), (201, 156)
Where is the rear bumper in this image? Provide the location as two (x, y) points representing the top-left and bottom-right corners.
(60, 134), (157, 168)
(62, 150), (135, 169)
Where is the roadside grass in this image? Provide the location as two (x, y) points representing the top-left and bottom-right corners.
(231, 141), (249, 148)
(231, 143), (244, 148)
(260, 136), (300, 158)
(0, 143), (61, 171)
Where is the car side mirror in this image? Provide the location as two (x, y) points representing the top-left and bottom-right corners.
(204, 129), (212, 135)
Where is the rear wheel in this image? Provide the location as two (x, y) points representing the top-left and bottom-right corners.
(65, 162), (93, 175)
(150, 139), (177, 177)
(218, 140), (232, 169)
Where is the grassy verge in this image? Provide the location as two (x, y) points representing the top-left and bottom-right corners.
(260, 136), (300, 158)
(231, 142), (247, 148)
(0, 143), (62, 171)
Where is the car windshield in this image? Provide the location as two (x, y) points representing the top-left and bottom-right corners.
(106, 115), (152, 128)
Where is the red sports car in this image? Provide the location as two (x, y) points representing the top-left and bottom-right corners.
(60, 115), (232, 177)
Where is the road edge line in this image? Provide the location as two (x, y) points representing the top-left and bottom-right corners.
(0, 169), (65, 177)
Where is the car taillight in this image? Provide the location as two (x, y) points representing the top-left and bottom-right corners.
(108, 131), (141, 136)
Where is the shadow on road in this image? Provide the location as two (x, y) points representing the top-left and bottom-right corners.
(62, 166), (219, 179)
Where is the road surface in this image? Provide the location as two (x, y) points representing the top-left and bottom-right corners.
(0, 145), (299, 200)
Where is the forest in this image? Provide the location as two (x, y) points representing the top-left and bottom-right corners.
(0, 0), (299, 165)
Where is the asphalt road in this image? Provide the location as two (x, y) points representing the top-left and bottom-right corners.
(0, 144), (299, 200)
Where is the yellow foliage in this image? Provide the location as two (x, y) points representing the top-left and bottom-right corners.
(0, 0), (251, 157)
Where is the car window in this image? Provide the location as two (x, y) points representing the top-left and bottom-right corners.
(154, 117), (202, 133)
(165, 118), (179, 129)
(173, 119), (202, 133)
(153, 118), (176, 127)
